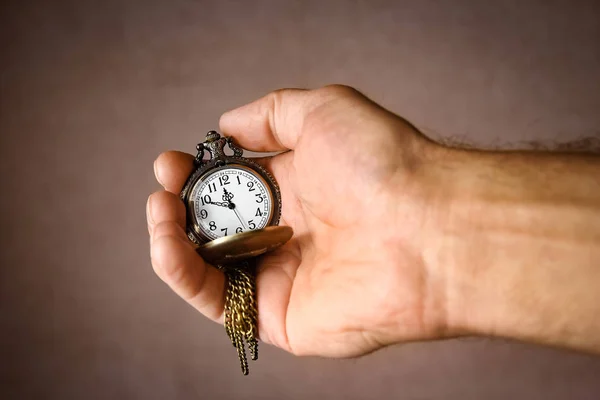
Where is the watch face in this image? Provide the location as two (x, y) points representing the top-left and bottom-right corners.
(189, 164), (274, 241)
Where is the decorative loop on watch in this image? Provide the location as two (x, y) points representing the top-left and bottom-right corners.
(194, 131), (244, 166)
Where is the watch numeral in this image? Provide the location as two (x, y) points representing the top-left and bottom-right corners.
(255, 194), (263, 203)
(248, 220), (256, 230)
(236, 227), (243, 233)
(247, 181), (255, 191)
(201, 194), (212, 206)
(209, 221), (217, 231)
(255, 208), (262, 217)
(208, 182), (217, 193)
(200, 209), (208, 219)
(236, 176), (241, 185)
(219, 176), (230, 186)
(220, 227), (228, 236)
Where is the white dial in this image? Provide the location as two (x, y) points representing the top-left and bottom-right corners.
(190, 165), (274, 240)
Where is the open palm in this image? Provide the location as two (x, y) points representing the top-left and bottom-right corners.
(147, 86), (449, 358)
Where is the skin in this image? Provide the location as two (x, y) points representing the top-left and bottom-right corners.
(146, 85), (600, 357)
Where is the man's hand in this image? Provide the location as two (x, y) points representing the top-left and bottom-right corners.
(146, 85), (450, 356)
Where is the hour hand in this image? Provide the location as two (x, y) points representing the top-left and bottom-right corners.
(208, 201), (229, 207)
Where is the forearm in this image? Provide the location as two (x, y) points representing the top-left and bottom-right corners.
(430, 146), (600, 353)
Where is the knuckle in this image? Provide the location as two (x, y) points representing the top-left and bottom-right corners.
(151, 236), (186, 284)
(267, 88), (303, 109)
(318, 84), (361, 98)
(152, 220), (181, 241)
(264, 88), (306, 138)
(269, 87), (304, 97)
(267, 88), (301, 111)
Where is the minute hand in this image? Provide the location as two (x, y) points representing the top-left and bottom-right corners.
(233, 206), (248, 230)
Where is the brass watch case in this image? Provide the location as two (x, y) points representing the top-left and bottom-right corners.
(179, 131), (283, 264)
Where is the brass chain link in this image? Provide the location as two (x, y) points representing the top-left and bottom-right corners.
(218, 260), (259, 375)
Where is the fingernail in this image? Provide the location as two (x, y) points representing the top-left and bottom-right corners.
(147, 194), (155, 225)
(153, 158), (164, 186)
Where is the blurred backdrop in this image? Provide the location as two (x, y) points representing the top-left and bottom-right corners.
(1, 1), (600, 399)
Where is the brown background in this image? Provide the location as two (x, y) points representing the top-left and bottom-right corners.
(1, 1), (600, 399)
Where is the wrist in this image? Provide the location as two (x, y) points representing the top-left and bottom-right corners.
(389, 139), (472, 340)
(410, 144), (482, 339)
(419, 146), (495, 338)
(425, 146), (600, 352)
(422, 145), (535, 340)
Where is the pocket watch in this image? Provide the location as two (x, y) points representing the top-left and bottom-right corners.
(179, 130), (292, 375)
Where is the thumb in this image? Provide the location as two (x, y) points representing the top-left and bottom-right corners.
(218, 85), (368, 153)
